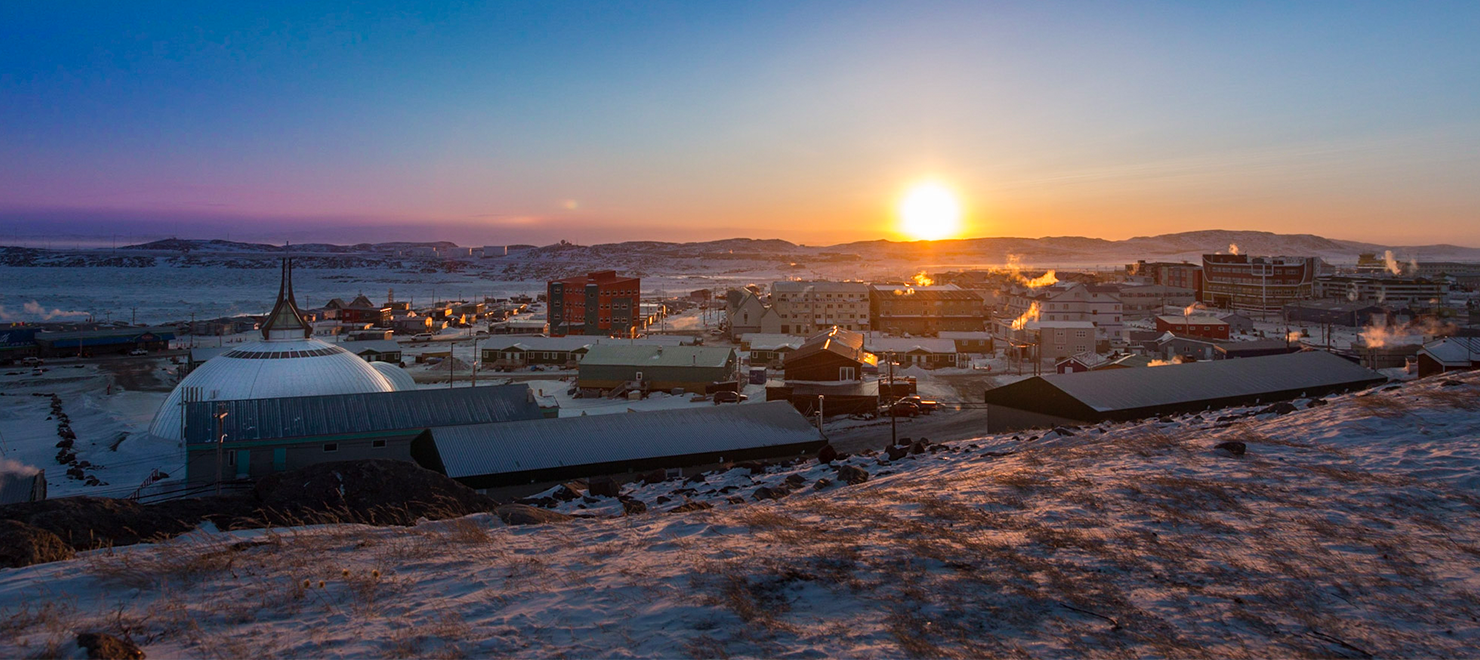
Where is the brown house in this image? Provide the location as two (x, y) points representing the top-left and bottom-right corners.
(783, 327), (877, 382)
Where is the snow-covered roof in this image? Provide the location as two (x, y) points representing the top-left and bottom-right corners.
(580, 345), (735, 368)
(369, 361), (418, 390)
(937, 331), (993, 340)
(1156, 315), (1227, 326)
(345, 340), (402, 354)
(985, 351), (1384, 416)
(1420, 337), (1480, 366)
(426, 401), (820, 480)
(864, 337), (958, 354)
(744, 334), (805, 351)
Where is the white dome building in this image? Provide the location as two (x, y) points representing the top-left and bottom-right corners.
(370, 360), (419, 391)
(147, 260), (401, 442)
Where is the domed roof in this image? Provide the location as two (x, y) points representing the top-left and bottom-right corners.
(370, 361), (418, 391)
(146, 259), (398, 442)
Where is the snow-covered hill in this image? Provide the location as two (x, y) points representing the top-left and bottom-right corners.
(2, 371), (1478, 657)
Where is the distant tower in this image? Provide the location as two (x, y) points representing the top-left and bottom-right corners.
(387, 288), (395, 304)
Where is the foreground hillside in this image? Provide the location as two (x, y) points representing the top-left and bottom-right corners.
(3, 373), (1479, 658)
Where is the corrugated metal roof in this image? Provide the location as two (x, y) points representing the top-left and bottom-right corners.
(428, 401), (820, 479)
(182, 384), (543, 445)
(992, 351), (1382, 413)
(579, 344), (734, 368)
(0, 470), (43, 505)
(865, 337), (958, 354)
(344, 340), (402, 353)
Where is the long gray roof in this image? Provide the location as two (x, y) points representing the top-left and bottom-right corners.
(987, 351), (1384, 415)
(426, 401), (820, 479)
(182, 384), (543, 445)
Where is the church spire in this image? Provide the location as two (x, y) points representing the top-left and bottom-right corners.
(261, 257), (312, 340)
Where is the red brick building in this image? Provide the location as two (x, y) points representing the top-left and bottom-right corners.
(1154, 315), (1230, 340)
(548, 271), (641, 337)
(1127, 261), (1204, 299)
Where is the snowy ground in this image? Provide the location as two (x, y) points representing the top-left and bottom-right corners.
(0, 360), (177, 499)
(4, 370), (1477, 657)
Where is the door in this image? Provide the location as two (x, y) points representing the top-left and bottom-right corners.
(235, 450), (251, 479)
(272, 448), (287, 472)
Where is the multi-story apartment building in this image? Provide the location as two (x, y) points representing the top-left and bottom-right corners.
(1004, 282), (1125, 343)
(1116, 284), (1197, 319)
(548, 270), (641, 337)
(1126, 261), (1203, 298)
(1313, 276), (1445, 307)
(1201, 254), (1318, 314)
(869, 284), (986, 335)
(771, 281), (871, 335)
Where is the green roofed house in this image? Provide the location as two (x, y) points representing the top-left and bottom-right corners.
(577, 344), (739, 394)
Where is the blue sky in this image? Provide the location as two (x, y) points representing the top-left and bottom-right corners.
(2, 1), (1478, 246)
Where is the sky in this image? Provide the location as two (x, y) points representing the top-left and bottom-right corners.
(2, 1), (1479, 247)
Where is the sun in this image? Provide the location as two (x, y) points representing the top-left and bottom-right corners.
(898, 181), (963, 241)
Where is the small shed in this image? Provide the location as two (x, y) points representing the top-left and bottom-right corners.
(348, 339), (403, 364)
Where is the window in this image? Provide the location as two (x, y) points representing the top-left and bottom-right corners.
(372, 440), (387, 449)
(839, 366), (855, 380)
(323, 443), (338, 452)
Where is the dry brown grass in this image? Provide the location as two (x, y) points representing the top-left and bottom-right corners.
(1352, 393), (1414, 418)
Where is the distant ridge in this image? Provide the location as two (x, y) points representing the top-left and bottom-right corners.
(96, 230), (1480, 264)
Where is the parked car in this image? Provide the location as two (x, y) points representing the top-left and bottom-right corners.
(21, 357), (44, 366)
(886, 401), (920, 417)
(902, 395), (938, 412)
(128, 349), (149, 356)
(713, 390), (748, 404)
(412, 333), (435, 341)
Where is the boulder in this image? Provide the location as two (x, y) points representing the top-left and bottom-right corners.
(1259, 402), (1299, 416)
(816, 444), (838, 464)
(638, 469), (668, 485)
(76, 632), (144, 660)
(670, 501), (714, 513)
(619, 497), (648, 516)
(734, 461), (770, 475)
(1051, 427), (1077, 437)
(752, 486), (789, 501)
(785, 474), (807, 488)
(495, 504), (573, 525)
(0, 520), (75, 568)
(1308, 398), (1329, 407)
(1214, 441), (1247, 457)
(588, 476), (621, 498)
(685, 472), (709, 484)
(885, 445), (909, 461)
(837, 465), (869, 485)
(813, 478), (833, 490)
(726, 496), (746, 504)
(909, 440), (927, 455)
(551, 484), (583, 502)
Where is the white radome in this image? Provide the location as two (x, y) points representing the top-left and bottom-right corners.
(370, 360), (418, 391)
(146, 260), (401, 443)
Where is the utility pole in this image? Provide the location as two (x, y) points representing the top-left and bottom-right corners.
(888, 352), (897, 447)
(472, 336), (480, 387)
(214, 403), (228, 495)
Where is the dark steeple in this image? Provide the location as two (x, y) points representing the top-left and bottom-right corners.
(261, 258), (312, 340)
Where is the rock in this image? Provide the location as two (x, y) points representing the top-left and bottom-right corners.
(495, 504), (573, 525)
(655, 495), (671, 504)
(1051, 426), (1076, 437)
(885, 445), (909, 461)
(752, 486), (789, 500)
(588, 476), (621, 498)
(638, 469), (668, 485)
(726, 496), (746, 504)
(785, 474), (807, 487)
(816, 444), (838, 464)
(76, 632), (144, 660)
(813, 478), (833, 490)
(1440, 379), (1464, 388)
(551, 484), (583, 502)
(909, 440), (927, 455)
(685, 472), (708, 484)
(0, 520), (75, 568)
(619, 498), (648, 516)
(670, 500), (714, 513)
(1259, 402), (1298, 416)
(1308, 398), (1329, 407)
(1214, 441), (1247, 457)
(837, 465), (869, 485)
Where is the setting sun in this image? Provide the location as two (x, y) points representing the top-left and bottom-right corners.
(898, 181), (963, 241)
